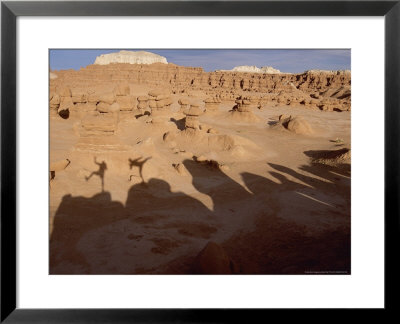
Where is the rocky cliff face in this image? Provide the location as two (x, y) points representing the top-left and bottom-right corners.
(54, 63), (349, 92)
(51, 62), (351, 112)
(94, 50), (168, 65)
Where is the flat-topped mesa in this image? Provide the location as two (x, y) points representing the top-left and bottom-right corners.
(94, 50), (168, 65)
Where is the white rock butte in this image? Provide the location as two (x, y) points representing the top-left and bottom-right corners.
(218, 65), (281, 74)
(94, 50), (168, 65)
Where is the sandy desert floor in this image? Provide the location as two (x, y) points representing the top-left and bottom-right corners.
(49, 86), (350, 275)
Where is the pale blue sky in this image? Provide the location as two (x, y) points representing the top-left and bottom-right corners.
(50, 49), (351, 73)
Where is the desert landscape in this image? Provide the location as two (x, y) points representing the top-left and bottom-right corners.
(49, 50), (351, 274)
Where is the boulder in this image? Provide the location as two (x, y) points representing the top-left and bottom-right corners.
(286, 117), (313, 135)
(193, 242), (233, 274)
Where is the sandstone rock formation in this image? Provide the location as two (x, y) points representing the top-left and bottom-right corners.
(286, 117), (313, 135)
(94, 50), (168, 65)
(137, 96), (149, 114)
(229, 96), (261, 123)
(184, 104), (203, 135)
(49, 158), (70, 186)
(306, 147), (351, 166)
(178, 98), (190, 112)
(204, 96), (221, 113)
(274, 115), (314, 135)
(51, 62), (350, 98)
(80, 111), (119, 137)
(148, 90), (173, 124)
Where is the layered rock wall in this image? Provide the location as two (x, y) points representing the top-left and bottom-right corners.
(51, 63), (350, 95)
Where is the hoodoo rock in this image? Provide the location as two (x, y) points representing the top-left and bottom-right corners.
(94, 50), (168, 65)
(229, 95), (261, 123)
(148, 90), (173, 124)
(273, 115), (314, 135)
(204, 97), (221, 113)
(178, 98), (190, 112)
(184, 105), (203, 134)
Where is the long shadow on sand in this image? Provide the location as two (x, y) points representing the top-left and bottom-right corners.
(50, 157), (350, 274)
(228, 161), (351, 274)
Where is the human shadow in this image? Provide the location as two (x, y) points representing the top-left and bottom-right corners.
(128, 157), (151, 183)
(85, 157), (108, 192)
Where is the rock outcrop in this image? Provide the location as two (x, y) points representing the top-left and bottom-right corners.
(148, 90), (173, 124)
(204, 96), (221, 113)
(51, 63), (350, 100)
(184, 105), (203, 134)
(229, 96), (261, 123)
(273, 115), (314, 135)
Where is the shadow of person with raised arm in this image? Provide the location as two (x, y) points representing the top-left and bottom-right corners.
(85, 157), (107, 192)
(128, 156), (151, 183)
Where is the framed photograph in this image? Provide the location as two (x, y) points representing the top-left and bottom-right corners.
(1, 0), (398, 322)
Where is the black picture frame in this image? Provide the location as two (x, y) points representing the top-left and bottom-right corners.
(1, 0), (399, 322)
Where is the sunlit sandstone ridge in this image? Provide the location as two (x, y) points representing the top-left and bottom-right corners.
(52, 59), (351, 112)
